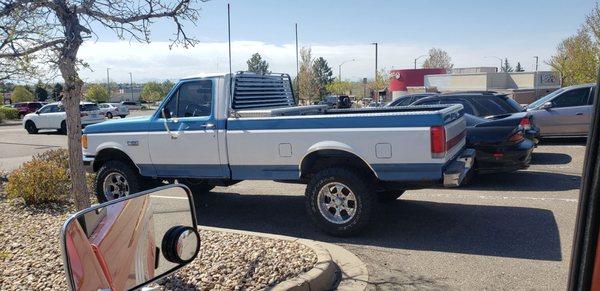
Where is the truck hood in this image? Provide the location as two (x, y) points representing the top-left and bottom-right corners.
(83, 115), (152, 134)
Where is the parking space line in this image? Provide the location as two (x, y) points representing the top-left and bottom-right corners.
(416, 193), (578, 203)
(149, 195), (188, 200)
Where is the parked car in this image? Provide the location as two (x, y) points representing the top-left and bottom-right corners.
(98, 103), (129, 118)
(386, 93), (437, 107)
(13, 102), (44, 119)
(23, 102), (105, 134)
(464, 113), (534, 174)
(410, 92), (540, 143)
(526, 83), (595, 137)
(121, 101), (142, 110)
(318, 95), (351, 109)
(82, 72), (474, 236)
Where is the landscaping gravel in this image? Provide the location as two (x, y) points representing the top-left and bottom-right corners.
(0, 191), (317, 290)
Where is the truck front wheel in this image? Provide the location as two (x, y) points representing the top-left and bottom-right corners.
(305, 167), (375, 236)
(94, 160), (142, 203)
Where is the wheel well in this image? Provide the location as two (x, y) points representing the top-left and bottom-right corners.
(300, 150), (377, 181)
(93, 148), (138, 173)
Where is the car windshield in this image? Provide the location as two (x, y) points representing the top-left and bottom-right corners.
(80, 104), (99, 111)
(527, 88), (568, 109)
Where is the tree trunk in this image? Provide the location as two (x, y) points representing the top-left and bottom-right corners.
(57, 8), (89, 210)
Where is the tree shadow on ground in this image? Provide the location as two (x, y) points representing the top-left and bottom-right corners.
(194, 191), (561, 262)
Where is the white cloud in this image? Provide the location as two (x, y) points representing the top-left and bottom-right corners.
(77, 40), (554, 83)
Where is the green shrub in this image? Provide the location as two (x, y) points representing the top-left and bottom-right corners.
(6, 149), (95, 205)
(0, 111), (4, 123)
(6, 159), (70, 204)
(0, 107), (19, 120)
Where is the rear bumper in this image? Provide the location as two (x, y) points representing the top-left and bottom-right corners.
(474, 139), (534, 174)
(83, 155), (95, 173)
(443, 148), (476, 187)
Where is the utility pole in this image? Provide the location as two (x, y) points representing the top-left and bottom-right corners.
(338, 59), (355, 81)
(106, 68), (111, 101)
(129, 72), (133, 102)
(484, 56), (503, 72)
(371, 42), (378, 89)
(295, 23), (299, 78)
(414, 54), (427, 69)
(534, 56), (539, 72)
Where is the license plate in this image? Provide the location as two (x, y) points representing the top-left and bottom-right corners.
(91, 114), (97, 118)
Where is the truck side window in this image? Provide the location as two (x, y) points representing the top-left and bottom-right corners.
(163, 80), (212, 118)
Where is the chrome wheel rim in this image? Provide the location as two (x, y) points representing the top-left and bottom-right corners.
(317, 182), (357, 224)
(102, 172), (129, 201)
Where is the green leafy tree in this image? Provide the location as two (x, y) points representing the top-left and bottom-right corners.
(313, 57), (334, 98)
(515, 62), (524, 72)
(325, 80), (354, 95)
(548, 28), (599, 86)
(141, 82), (166, 102)
(501, 58), (514, 72)
(161, 80), (175, 96)
(246, 53), (270, 75)
(84, 84), (109, 102)
(297, 47), (319, 103)
(11, 85), (34, 102)
(34, 82), (49, 101)
(52, 83), (63, 101)
(422, 48), (453, 69)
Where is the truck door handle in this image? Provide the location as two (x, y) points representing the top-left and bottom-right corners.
(576, 113), (584, 116)
(201, 123), (215, 130)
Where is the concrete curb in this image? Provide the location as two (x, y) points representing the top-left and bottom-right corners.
(0, 120), (20, 127)
(197, 226), (368, 291)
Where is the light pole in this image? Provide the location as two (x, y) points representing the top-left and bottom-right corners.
(106, 68), (111, 100)
(534, 56), (539, 72)
(128, 72), (133, 102)
(371, 43), (378, 92)
(414, 55), (427, 69)
(484, 56), (503, 71)
(338, 59), (355, 81)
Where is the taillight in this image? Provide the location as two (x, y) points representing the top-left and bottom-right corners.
(519, 117), (531, 130)
(430, 126), (446, 158)
(508, 131), (524, 143)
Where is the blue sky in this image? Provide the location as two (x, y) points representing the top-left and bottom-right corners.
(80, 0), (595, 82)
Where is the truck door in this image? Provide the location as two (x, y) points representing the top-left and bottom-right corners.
(147, 79), (227, 178)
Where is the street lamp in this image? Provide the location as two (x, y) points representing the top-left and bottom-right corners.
(484, 56), (503, 71)
(106, 68), (111, 100)
(129, 72), (133, 102)
(533, 56), (539, 72)
(414, 55), (427, 69)
(338, 59), (355, 81)
(371, 43), (378, 85)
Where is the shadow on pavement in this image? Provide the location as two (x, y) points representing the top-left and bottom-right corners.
(194, 191), (561, 261)
(539, 137), (587, 146)
(531, 152), (572, 165)
(467, 171), (580, 191)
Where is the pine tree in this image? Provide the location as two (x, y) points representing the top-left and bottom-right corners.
(312, 57), (334, 98)
(515, 62), (524, 72)
(246, 53), (270, 75)
(501, 58), (514, 72)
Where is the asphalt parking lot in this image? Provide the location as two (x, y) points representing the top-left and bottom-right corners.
(0, 116), (586, 290)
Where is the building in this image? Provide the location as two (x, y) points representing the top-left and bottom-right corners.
(425, 71), (561, 104)
(389, 68), (447, 99)
(110, 86), (141, 102)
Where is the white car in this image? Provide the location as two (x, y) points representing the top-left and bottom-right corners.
(23, 102), (105, 134)
(98, 103), (129, 118)
(120, 101), (142, 110)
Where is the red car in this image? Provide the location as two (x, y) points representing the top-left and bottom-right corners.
(13, 102), (44, 119)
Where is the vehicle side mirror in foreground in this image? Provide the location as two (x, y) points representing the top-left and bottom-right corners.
(60, 185), (199, 291)
(540, 101), (553, 110)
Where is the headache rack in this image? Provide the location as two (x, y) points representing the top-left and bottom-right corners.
(232, 72), (296, 110)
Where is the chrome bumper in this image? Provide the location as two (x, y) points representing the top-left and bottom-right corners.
(83, 155), (95, 173)
(443, 148), (476, 187)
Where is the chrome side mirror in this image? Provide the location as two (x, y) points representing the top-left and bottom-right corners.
(60, 185), (199, 291)
(540, 101), (553, 110)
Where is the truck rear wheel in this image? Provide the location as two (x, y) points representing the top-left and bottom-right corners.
(305, 167), (375, 236)
(94, 160), (142, 203)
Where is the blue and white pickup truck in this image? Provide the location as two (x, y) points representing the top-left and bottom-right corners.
(82, 72), (474, 235)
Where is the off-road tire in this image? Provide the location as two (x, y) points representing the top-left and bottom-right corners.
(24, 121), (38, 134)
(94, 160), (142, 203)
(106, 112), (113, 119)
(305, 167), (375, 236)
(377, 190), (406, 202)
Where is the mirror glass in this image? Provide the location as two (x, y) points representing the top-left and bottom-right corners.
(61, 185), (198, 291)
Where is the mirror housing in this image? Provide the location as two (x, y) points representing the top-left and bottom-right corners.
(539, 101), (553, 110)
(60, 185), (199, 291)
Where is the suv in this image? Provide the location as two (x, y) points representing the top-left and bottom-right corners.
(526, 84), (595, 137)
(23, 102), (105, 134)
(319, 95), (351, 109)
(14, 102), (44, 119)
(121, 101), (142, 110)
